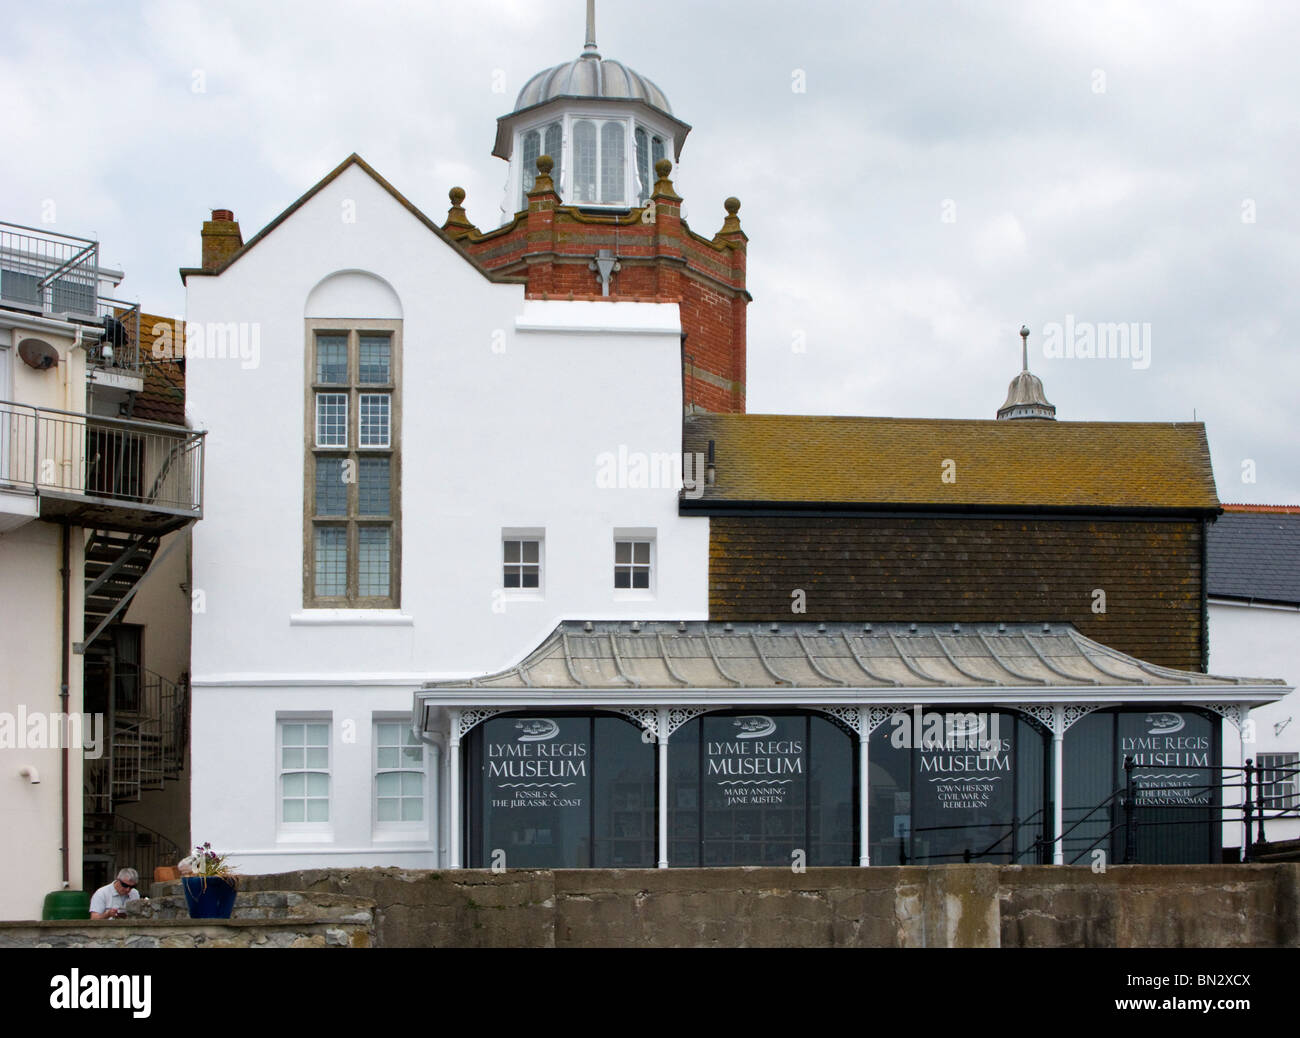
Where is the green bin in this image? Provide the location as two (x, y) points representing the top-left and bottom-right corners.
(42, 890), (91, 920)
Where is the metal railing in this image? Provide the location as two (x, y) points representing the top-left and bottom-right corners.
(0, 400), (204, 515)
(0, 222), (145, 376)
(84, 669), (189, 815)
(891, 757), (1300, 866)
(0, 221), (99, 316)
(83, 815), (183, 896)
(90, 299), (142, 375)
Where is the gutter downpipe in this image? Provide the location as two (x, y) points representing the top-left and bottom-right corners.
(60, 523), (71, 888)
(59, 325), (87, 888)
(411, 715), (445, 868)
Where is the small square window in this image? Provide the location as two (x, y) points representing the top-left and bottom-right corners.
(614, 539), (653, 590)
(503, 537), (542, 590)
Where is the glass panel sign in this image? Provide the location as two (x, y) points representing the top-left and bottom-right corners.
(1116, 709), (1215, 863)
(480, 716), (591, 868)
(910, 711), (1015, 864)
(670, 713), (855, 867)
(468, 715), (655, 869)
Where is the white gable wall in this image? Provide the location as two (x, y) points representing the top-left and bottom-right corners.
(186, 163), (708, 868)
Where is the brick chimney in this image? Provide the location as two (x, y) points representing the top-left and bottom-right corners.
(201, 209), (243, 271)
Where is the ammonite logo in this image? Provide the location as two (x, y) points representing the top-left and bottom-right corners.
(733, 716), (777, 739)
(1146, 712), (1185, 735)
(515, 718), (560, 742)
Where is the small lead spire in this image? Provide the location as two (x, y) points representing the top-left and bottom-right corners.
(1020, 324), (1030, 372)
(584, 0), (599, 54)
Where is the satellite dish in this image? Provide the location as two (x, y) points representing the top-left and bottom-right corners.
(18, 338), (58, 371)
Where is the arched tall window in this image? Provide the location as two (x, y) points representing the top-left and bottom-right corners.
(600, 122), (626, 203)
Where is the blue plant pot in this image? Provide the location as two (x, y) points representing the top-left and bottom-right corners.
(182, 877), (237, 919)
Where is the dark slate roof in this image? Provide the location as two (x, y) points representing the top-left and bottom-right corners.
(1207, 511), (1300, 605)
(682, 414), (1219, 513)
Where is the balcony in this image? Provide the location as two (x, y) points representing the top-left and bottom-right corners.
(0, 401), (204, 534)
(0, 221), (144, 382)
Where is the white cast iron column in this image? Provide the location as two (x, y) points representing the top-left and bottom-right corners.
(657, 707), (670, 869)
(1052, 704), (1065, 865)
(448, 708), (462, 869)
(859, 705), (870, 867)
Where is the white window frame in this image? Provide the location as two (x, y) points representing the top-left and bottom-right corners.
(315, 392), (348, 448)
(613, 529), (656, 598)
(570, 114), (634, 207)
(373, 719), (428, 836)
(278, 717), (332, 839)
(1258, 752), (1299, 812)
(502, 528), (545, 596)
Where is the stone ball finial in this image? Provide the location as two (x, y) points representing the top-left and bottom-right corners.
(654, 158), (673, 179)
(724, 197), (741, 216)
(449, 187), (466, 206)
(537, 154), (555, 175)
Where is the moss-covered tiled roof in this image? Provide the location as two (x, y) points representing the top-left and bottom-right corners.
(683, 414), (1219, 512)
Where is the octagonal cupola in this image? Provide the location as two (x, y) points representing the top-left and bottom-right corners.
(998, 326), (1057, 421)
(493, 0), (692, 223)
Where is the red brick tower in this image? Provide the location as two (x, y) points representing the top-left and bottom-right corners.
(440, 6), (748, 414)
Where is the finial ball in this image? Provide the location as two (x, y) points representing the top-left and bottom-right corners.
(449, 187), (466, 206)
(537, 154), (554, 175)
(724, 197), (741, 216)
(654, 158), (673, 179)
(1020, 325), (1031, 338)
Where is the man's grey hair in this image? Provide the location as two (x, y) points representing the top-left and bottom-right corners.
(116, 867), (139, 885)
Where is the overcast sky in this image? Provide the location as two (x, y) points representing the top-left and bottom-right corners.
(3, 0), (1297, 503)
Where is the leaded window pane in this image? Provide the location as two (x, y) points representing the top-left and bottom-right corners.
(521, 130), (541, 208)
(359, 336), (391, 384)
(601, 121), (626, 203)
(358, 527), (391, 597)
(316, 336), (348, 384)
(358, 457), (390, 516)
(574, 121), (598, 203)
(314, 527), (347, 597)
(315, 457), (348, 515)
(635, 127), (651, 205)
(544, 122), (563, 195)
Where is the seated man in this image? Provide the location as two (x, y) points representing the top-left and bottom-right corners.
(89, 868), (141, 919)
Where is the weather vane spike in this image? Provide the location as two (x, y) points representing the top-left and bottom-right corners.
(585, 0), (598, 53)
(1020, 325), (1030, 372)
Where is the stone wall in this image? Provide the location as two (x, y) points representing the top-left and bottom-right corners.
(203, 863), (1300, 949)
(8, 865), (1293, 948)
(0, 920), (372, 949)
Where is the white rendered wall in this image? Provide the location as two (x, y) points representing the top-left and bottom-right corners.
(1210, 599), (1300, 845)
(186, 162), (709, 869)
(0, 322), (86, 919)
